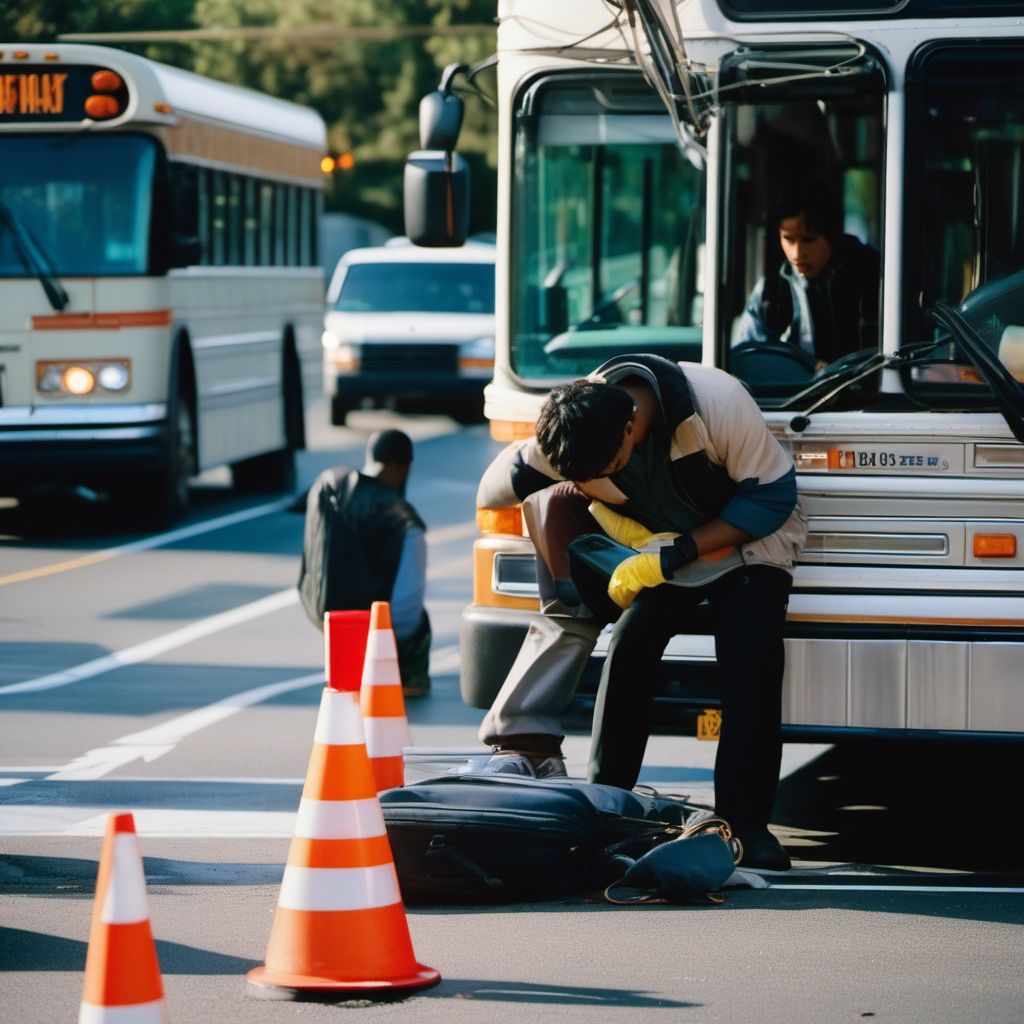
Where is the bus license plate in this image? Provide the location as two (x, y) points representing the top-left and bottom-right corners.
(697, 708), (721, 741)
(826, 445), (953, 472)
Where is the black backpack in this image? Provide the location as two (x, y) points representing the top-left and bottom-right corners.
(297, 468), (376, 630)
(379, 775), (695, 901)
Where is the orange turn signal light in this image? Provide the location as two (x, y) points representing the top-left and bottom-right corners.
(477, 506), (523, 536)
(490, 419), (535, 442)
(91, 70), (123, 92)
(973, 533), (1017, 558)
(84, 95), (120, 119)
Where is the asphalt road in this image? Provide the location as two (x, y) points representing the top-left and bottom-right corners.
(1, 401), (1022, 1024)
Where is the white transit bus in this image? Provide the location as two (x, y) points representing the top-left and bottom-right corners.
(0, 43), (326, 525)
(408, 0), (1024, 742)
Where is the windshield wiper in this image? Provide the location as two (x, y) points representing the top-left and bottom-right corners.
(0, 199), (69, 312)
(781, 342), (944, 430)
(929, 300), (1024, 444)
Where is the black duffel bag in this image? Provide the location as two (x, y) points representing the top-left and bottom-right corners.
(379, 774), (698, 901)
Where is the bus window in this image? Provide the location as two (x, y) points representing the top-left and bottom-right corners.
(510, 76), (705, 381)
(904, 43), (1024, 403)
(0, 134), (157, 277)
(718, 54), (885, 405)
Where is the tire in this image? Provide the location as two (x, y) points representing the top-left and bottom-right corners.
(451, 396), (485, 425)
(132, 391), (194, 530)
(331, 393), (355, 426)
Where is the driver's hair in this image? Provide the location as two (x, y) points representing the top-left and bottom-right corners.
(535, 380), (634, 481)
(769, 178), (844, 243)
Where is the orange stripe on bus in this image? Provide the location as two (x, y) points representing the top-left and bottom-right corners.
(302, 743), (379, 802)
(788, 614), (1024, 627)
(81, 920), (164, 1005)
(32, 310), (172, 330)
(286, 834), (394, 869)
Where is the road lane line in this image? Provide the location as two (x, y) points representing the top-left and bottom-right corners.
(0, 496), (296, 587)
(47, 670), (324, 780)
(0, 588), (299, 696)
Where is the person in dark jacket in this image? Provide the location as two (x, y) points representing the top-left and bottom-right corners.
(736, 179), (880, 367)
(475, 354), (807, 871)
(299, 429), (431, 696)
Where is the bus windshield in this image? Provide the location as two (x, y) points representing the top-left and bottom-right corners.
(510, 76), (705, 382)
(0, 134), (157, 277)
(903, 43), (1024, 409)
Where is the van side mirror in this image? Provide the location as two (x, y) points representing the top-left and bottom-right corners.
(403, 150), (470, 247)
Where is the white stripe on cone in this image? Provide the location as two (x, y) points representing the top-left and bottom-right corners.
(312, 690), (366, 745)
(293, 797), (386, 839)
(277, 863), (402, 912)
(363, 717), (413, 758)
(361, 633), (401, 687)
(100, 833), (149, 925)
(79, 997), (169, 1023)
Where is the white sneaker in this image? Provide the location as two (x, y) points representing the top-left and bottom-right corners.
(482, 753), (536, 777)
(534, 756), (568, 779)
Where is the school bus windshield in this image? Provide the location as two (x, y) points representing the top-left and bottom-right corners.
(509, 76), (705, 382)
(0, 134), (157, 277)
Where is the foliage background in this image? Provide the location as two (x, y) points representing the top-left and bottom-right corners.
(0, 0), (498, 234)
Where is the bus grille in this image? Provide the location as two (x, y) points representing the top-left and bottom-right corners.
(361, 344), (459, 374)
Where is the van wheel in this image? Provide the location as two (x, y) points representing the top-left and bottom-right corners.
(331, 394), (355, 426)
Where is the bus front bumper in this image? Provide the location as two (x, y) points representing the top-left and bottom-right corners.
(0, 403), (169, 492)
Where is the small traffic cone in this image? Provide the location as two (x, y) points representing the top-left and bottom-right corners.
(247, 612), (439, 1000)
(359, 602), (413, 793)
(79, 813), (168, 1024)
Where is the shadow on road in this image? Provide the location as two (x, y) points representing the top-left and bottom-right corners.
(773, 739), (1024, 874)
(0, 925), (258, 974)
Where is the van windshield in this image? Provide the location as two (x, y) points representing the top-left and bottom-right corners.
(334, 261), (495, 314)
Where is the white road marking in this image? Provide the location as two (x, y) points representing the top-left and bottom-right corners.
(46, 671), (324, 780)
(0, 589), (300, 696)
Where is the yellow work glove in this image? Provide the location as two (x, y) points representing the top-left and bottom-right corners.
(589, 501), (678, 550)
(607, 553), (668, 610)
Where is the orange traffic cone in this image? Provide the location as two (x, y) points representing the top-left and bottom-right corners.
(247, 613), (439, 1000)
(79, 812), (168, 1024)
(360, 602), (412, 793)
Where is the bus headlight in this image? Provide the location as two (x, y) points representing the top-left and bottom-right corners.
(37, 359), (131, 396)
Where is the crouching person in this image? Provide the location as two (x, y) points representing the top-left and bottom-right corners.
(477, 353), (806, 870)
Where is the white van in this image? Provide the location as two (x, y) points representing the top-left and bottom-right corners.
(322, 240), (496, 424)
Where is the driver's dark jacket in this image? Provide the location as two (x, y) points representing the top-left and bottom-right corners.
(476, 354), (807, 576)
(737, 234), (880, 364)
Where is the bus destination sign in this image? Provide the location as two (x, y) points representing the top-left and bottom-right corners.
(0, 65), (128, 122)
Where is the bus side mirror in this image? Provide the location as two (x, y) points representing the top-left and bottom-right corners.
(403, 150), (470, 247)
(419, 89), (464, 150)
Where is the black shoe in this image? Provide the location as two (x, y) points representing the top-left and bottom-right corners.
(734, 825), (791, 871)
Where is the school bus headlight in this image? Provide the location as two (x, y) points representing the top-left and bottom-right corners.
(37, 359), (130, 396)
(97, 363), (130, 391)
(477, 506), (523, 536)
(62, 366), (95, 395)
